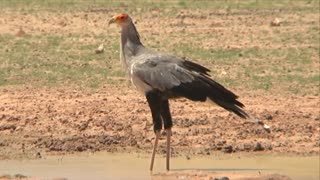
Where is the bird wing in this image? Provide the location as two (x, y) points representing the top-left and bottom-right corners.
(131, 54), (206, 91)
(131, 53), (248, 119)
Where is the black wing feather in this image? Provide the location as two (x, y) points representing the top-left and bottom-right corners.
(132, 54), (248, 119)
(182, 59), (211, 76)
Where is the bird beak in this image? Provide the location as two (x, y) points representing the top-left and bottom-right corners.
(108, 17), (116, 26)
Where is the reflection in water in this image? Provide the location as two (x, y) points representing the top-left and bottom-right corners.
(0, 152), (318, 180)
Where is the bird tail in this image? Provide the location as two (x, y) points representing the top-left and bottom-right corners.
(199, 75), (249, 119)
(171, 75), (249, 119)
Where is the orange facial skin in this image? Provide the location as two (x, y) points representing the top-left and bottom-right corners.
(108, 13), (129, 26)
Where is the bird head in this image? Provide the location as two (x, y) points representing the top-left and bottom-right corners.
(108, 13), (131, 26)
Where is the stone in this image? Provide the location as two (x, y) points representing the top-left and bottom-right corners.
(254, 142), (264, 151)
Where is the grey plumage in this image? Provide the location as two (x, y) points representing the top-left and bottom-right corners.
(109, 13), (249, 172)
(117, 15), (248, 119)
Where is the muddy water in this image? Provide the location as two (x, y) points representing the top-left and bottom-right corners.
(0, 152), (318, 180)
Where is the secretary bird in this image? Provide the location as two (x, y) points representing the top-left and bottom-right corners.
(108, 13), (250, 172)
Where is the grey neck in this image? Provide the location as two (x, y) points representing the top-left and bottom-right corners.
(120, 22), (144, 68)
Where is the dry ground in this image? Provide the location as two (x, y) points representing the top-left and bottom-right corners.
(0, 85), (319, 160)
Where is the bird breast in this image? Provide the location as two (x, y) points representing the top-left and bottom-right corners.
(130, 73), (152, 94)
(129, 61), (152, 93)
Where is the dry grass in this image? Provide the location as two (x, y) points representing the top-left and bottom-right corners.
(0, 0), (319, 95)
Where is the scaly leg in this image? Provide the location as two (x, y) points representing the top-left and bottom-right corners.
(150, 130), (161, 173)
(166, 128), (171, 171)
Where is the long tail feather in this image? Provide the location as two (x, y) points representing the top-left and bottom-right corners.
(171, 74), (249, 119)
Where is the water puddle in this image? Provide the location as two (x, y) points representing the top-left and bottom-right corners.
(0, 152), (318, 180)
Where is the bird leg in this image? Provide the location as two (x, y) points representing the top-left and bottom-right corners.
(146, 90), (162, 173)
(160, 99), (173, 171)
(166, 128), (172, 171)
(150, 130), (160, 173)
(146, 91), (173, 172)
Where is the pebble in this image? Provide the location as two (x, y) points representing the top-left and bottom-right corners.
(210, 177), (230, 180)
(265, 114), (273, 120)
(270, 18), (281, 26)
(35, 152), (42, 159)
(254, 142), (264, 151)
(222, 145), (233, 153)
(95, 44), (104, 54)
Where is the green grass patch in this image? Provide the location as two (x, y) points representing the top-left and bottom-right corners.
(0, 0), (319, 95)
(167, 43), (319, 95)
(172, 43), (242, 64)
(0, 31), (318, 95)
(0, 0), (318, 12)
(0, 33), (121, 88)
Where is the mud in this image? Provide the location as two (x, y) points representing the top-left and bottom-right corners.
(1, 152), (319, 180)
